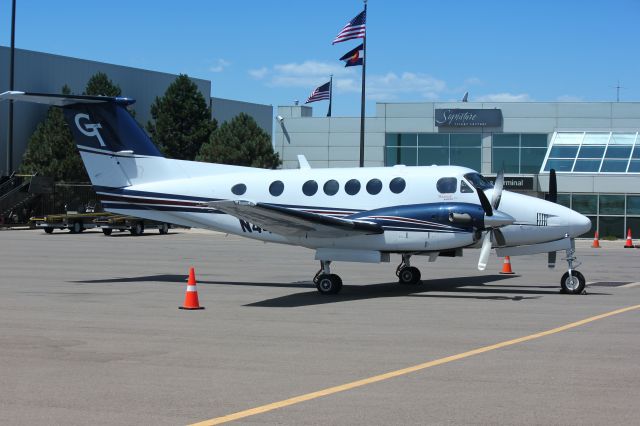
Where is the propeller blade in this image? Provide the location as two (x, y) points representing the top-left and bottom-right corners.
(547, 168), (557, 203)
(547, 251), (556, 268)
(477, 231), (493, 271)
(492, 170), (504, 210)
(476, 187), (493, 216)
(494, 229), (506, 247)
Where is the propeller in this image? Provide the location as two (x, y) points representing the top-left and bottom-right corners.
(545, 168), (557, 203)
(546, 169), (557, 267)
(477, 170), (515, 270)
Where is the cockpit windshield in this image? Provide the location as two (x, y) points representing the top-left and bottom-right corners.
(464, 173), (494, 190)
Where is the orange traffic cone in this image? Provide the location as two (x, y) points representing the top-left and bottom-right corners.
(591, 231), (600, 248)
(499, 256), (516, 274)
(179, 267), (205, 310)
(624, 228), (634, 248)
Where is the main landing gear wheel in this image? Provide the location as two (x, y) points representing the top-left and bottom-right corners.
(561, 270), (585, 295)
(398, 266), (421, 285)
(396, 254), (422, 285)
(315, 274), (343, 295)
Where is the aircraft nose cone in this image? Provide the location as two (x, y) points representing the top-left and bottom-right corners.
(569, 210), (592, 237)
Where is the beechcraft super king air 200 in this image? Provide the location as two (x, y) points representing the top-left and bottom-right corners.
(2, 91), (593, 295)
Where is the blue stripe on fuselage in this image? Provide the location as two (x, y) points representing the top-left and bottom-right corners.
(95, 187), (480, 234)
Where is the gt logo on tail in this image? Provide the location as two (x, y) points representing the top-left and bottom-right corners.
(74, 113), (106, 147)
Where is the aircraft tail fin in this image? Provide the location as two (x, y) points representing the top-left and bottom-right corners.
(1, 91), (174, 188)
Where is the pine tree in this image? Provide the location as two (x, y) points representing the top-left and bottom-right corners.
(146, 74), (215, 160)
(197, 113), (281, 169)
(84, 71), (137, 118)
(20, 85), (89, 182)
(84, 72), (122, 97)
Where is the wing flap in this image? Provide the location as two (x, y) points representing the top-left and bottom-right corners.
(209, 200), (382, 237)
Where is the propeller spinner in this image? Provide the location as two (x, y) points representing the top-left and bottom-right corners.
(477, 171), (515, 270)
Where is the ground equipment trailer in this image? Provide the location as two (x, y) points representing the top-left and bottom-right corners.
(93, 214), (170, 236)
(31, 212), (102, 234)
(31, 213), (170, 235)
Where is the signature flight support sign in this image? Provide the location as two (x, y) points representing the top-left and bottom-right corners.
(435, 109), (503, 127)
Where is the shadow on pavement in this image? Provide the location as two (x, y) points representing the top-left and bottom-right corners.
(70, 273), (614, 307)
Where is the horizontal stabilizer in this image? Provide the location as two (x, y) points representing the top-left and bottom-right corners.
(0, 91), (135, 107)
(209, 200), (383, 238)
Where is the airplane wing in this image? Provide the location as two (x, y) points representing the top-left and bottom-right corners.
(209, 200), (383, 237)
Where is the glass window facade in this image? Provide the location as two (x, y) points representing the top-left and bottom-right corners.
(542, 131), (639, 173)
(492, 134), (548, 173)
(385, 133), (481, 170)
(558, 193), (640, 239)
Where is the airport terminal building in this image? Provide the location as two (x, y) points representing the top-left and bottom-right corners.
(275, 101), (640, 238)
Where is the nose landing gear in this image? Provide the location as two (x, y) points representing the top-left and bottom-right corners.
(560, 244), (586, 295)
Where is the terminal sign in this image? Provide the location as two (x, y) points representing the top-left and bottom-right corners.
(435, 109), (502, 127)
(485, 176), (534, 191)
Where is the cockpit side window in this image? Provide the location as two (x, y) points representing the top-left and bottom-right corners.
(464, 173), (494, 190)
(460, 180), (474, 193)
(436, 177), (457, 194)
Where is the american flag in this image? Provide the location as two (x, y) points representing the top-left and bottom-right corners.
(305, 81), (331, 103)
(332, 10), (366, 44)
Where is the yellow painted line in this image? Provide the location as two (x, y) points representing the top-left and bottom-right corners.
(189, 304), (640, 426)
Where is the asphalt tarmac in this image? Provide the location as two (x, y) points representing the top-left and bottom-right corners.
(1, 228), (639, 425)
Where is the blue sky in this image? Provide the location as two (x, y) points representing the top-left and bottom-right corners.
(1, 0), (639, 117)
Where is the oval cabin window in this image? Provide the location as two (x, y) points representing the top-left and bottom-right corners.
(345, 179), (361, 195)
(366, 179), (382, 195)
(269, 180), (284, 196)
(302, 180), (318, 196)
(323, 179), (339, 196)
(389, 177), (406, 194)
(231, 183), (246, 195)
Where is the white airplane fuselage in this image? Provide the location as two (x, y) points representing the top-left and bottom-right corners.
(91, 157), (591, 253)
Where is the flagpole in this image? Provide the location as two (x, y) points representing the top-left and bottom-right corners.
(359, 0), (367, 167)
(327, 75), (333, 117)
(7, 0), (17, 174)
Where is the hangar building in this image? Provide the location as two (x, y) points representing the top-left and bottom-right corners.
(0, 46), (273, 175)
(274, 101), (640, 238)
